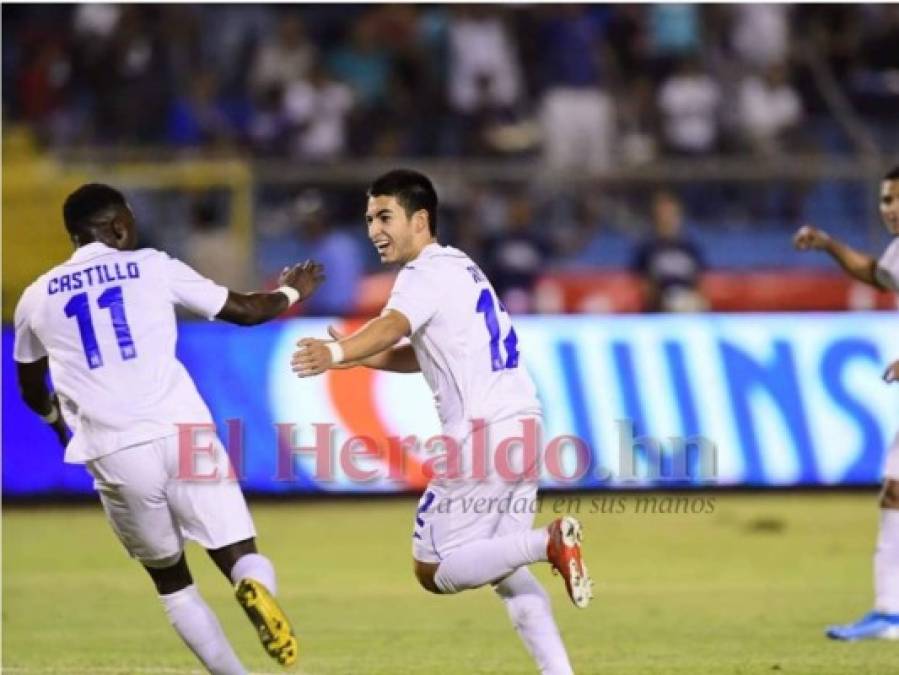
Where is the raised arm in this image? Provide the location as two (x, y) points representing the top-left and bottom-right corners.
(291, 310), (412, 377)
(16, 358), (70, 447)
(217, 261), (325, 326)
(793, 225), (884, 289)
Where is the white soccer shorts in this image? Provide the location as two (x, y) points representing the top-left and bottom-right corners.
(86, 434), (255, 566)
(412, 415), (541, 564)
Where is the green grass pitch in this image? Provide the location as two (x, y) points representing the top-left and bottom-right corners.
(3, 492), (896, 674)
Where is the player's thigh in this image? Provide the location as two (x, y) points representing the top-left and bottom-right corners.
(492, 479), (539, 537)
(412, 478), (524, 563)
(412, 414), (543, 563)
(163, 434), (256, 550)
(87, 439), (183, 564)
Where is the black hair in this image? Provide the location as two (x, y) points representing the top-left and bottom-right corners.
(367, 169), (438, 235)
(63, 183), (127, 237)
(885, 166), (899, 181)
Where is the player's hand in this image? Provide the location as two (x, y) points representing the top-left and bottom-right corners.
(793, 225), (831, 251)
(884, 360), (899, 384)
(279, 260), (325, 302)
(291, 338), (334, 377)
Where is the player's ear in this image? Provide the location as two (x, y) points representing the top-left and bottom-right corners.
(413, 209), (428, 234)
(110, 212), (131, 248)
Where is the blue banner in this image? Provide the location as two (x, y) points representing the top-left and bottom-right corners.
(3, 314), (897, 496)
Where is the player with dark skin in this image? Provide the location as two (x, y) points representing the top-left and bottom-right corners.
(793, 173), (899, 512)
(16, 198), (324, 596)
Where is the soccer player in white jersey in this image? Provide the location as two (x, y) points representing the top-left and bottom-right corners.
(292, 169), (591, 674)
(794, 165), (899, 640)
(14, 184), (325, 673)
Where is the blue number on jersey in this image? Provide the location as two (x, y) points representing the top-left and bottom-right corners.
(97, 286), (137, 360)
(63, 286), (137, 369)
(63, 293), (102, 369)
(475, 288), (519, 372)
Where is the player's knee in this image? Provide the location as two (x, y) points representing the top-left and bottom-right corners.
(880, 480), (899, 510)
(144, 553), (193, 595)
(413, 560), (442, 594)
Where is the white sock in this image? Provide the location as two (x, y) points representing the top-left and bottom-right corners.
(434, 528), (548, 593)
(496, 568), (573, 675)
(160, 585), (246, 675)
(230, 553), (277, 595)
(874, 509), (899, 614)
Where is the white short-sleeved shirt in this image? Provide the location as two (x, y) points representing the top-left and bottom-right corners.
(876, 238), (899, 293)
(13, 242), (228, 463)
(384, 243), (541, 439)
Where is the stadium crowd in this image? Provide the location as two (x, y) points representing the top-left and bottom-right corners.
(4, 4), (897, 312)
(5, 4), (898, 162)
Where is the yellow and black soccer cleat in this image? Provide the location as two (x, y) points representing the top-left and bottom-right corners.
(235, 578), (298, 667)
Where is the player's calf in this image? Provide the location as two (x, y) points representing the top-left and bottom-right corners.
(211, 539), (298, 667)
(144, 554), (247, 674)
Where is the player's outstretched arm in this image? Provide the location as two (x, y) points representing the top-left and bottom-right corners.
(291, 310), (411, 377)
(16, 358), (70, 448)
(793, 225), (884, 289)
(325, 325), (420, 372)
(217, 261), (325, 326)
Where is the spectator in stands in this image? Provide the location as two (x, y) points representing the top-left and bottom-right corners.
(631, 190), (707, 312)
(731, 4), (791, 69)
(446, 6), (523, 154)
(537, 5), (615, 172)
(647, 4), (701, 76)
(737, 63), (803, 155)
(92, 6), (170, 144)
(327, 11), (392, 110)
(15, 38), (76, 144)
(250, 13), (314, 96)
(483, 193), (548, 314)
(183, 194), (253, 291)
(198, 5), (275, 94)
(853, 5), (899, 151)
(248, 85), (290, 157)
(290, 190), (362, 316)
(657, 57), (721, 156)
(283, 61), (354, 160)
(167, 71), (246, 149)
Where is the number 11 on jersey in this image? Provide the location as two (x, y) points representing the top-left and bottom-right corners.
(476, 288), (519, 372)
(63, 285), (136, 369)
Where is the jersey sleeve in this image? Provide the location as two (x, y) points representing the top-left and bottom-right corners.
(384, 263), (441, 334)
(163, 254), (229, 320)
(13, 285), (47, 363)
(875, 239), (899, 292)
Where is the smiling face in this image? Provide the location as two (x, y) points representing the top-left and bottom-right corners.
(881, 179), (899, 236)
(366, 195), (431, 265)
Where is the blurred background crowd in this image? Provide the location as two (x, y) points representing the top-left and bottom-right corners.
(3, 3), (898, 315)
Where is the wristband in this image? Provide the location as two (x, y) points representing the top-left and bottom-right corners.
(277, 286), (301, 307)
(40, 404), (60, 424)
(326, 341), (345, 365)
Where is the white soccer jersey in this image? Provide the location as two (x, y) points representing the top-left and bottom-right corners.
(13, 242), (228, 463)
(384, 243), (541, 439)
(876, 238), (899, 293)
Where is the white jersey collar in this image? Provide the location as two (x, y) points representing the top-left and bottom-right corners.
(69, 242), (114, 263)
(415, 242), (442, 260)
